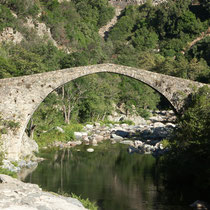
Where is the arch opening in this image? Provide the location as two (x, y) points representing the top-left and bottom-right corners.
(25, 72), (175, 147)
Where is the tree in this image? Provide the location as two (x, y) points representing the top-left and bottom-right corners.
(57, 82), (87, 124)
(0, 56), (17, 78)
(161, 86), (210, 199)
(132, 27), (158, 51)
(8, 46), (48, 76)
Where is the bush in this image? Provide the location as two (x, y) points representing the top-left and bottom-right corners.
(0, 4), (16, 32)
(160, 86), (210, 200)
(71, 193), (98, 210)
(0, 167), (17, 178)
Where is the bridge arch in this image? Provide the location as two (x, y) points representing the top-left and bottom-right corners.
(0, 63), (205, 160)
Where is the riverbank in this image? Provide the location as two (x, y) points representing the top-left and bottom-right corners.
(0, 174), (87, 210)
(51, 110), (176, 156)
(0, 110), (175, 177)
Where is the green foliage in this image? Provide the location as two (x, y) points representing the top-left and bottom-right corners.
(0, 152), (3, 166)
(161, 86), (210, 199)
(7, 45), (48, 76)
(2, 0), (40, 17)
(176, 86), (210, 146)
(187, 36), (210, 66)
(39, 0), (113, 51)
(71, 193), (98, 210)
(6, 120), (19, 130)
(64, 123), (83, 141)
(35, 129), (65, 147)
(160, 139), (170, 148)
(107, 0), (209, 84)
(0, 56), (16, 79)
(200, 0), (210, 15)
(0, 115), (19, 134)
(11, 161), (18, 167)
(119, 120), (135, 125)
(0, 167), (17, 178)
(0, 4), (16, 32)
(132, 27), (158, 51)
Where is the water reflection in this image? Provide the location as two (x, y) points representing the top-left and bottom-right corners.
(23, 142), (190, 210)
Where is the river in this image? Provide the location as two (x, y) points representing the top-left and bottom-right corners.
(23, 142), (191, 210)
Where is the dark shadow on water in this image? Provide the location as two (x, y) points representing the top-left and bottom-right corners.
(23, 142), (193, 210)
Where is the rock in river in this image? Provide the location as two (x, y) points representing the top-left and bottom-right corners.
(87, 148), (94, 152)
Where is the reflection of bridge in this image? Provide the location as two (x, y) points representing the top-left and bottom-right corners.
(0, 64), (206, 160)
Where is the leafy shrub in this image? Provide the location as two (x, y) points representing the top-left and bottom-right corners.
(160, 139), (170, 148)
(119, 120), (134, 125)
(2, 0), (40, 17)
(160, 86), (210, 199)
(6, 120), (19, 130)
(0, 4), (16, 32)
(0, 167), (17, 178)
(64, 123), (83, 141)
(71, 193), (98, 210)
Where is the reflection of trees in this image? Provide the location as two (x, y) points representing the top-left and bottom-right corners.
(24, 143), (159, 210)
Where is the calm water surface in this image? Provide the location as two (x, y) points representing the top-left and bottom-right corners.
(23, 142), (191, 210)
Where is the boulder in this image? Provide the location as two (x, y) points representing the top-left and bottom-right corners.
(121, 123), (129, 128)
(87, 148), (94, 153)
(111, 134), (124, 141)
(91, 139), (98, 146)
(0, 174), (87, 210)
(134, 140), (143, 147)
(85, 124), (94, 130)
(153, 122), (165, 128)
(94, 122), (100, 127)
(83, 136), (89, 144)
(114, 130), (129, 138)
(166, 123), (176, 128)
(153, 127), (168, 138)
(120, 140), (134, 145)
(94, 135), (104, 142)
(72, 141), (82, 146)
(74, 132), (88, 140)
(190, 200), (209, 209)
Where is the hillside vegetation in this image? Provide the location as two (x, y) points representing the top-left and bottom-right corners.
(0, 0), (210, 201)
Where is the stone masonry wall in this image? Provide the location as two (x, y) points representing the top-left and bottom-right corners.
(0, 63), (207, 160)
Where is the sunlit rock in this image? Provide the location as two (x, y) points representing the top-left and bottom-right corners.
(87, 148), (94, 152)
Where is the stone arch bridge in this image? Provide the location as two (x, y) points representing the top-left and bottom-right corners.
(0, 63), (207, 160)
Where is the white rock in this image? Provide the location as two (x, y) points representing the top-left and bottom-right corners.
(0, 174), (87, 210)
(94, 122), (100, 127)
(94, 135), (104, 142)
(159, 143), (164, 150)
(166, 123), (176, 128)
(111, 134), (123, 141)
(85, 124), (94, 129)
(55, 126), (65, 133)
(73, 141), (82, 146)
(87, 148), (94, 153)
(74, 132), (88, 140)
(91, 139), (98, 145)
(134, 140), (143, 147)
(121, 123), (129, 128)
(83, 136), (89, 143)
(120, 140), (134, 145)
(153, 122), (165, 128)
